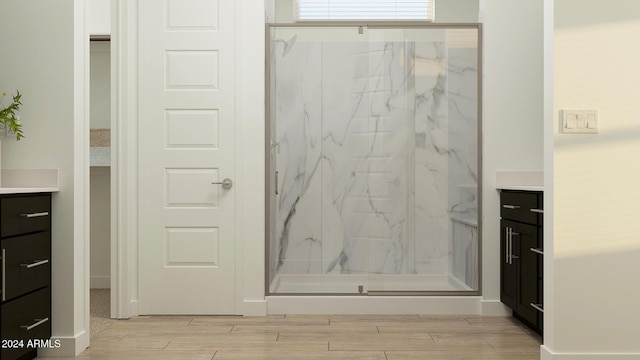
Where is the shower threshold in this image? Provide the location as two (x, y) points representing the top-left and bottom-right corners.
(270, 273), (472, 294)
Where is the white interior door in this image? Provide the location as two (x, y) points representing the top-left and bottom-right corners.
(138, 0), (236, 314)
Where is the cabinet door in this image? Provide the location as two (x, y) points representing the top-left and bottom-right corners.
(536, 229), (544, 334)
(1, 287), (51, 360)
(500, 220), (517, 309)
(514, 222), (539, 329)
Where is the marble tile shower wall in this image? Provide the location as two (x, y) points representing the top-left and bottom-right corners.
(447, 46), (478, 221)
(271, 31), (478, 282)
(452, 219), (479, 289)
(446, 45), (479, 288)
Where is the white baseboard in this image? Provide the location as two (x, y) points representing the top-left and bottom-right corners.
(129, 299), (139, 317)
(90, 275), (111, 289)
(241, 299), (267, 316)
(39, 329), (89, 357)
(481, 299), (511, 316)
(541, 346), (640, 359)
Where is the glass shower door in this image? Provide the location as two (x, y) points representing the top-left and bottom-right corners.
(268, 25), (480, 295)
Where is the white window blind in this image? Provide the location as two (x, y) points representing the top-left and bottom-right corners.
(296, 0), (435, 21)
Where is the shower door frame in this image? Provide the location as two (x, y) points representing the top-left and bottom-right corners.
(265, 22), (483, 297)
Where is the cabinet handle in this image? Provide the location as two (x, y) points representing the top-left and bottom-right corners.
(275, 171), (279, 195)
(20, 259), (49, 269)
(502, 205), (520, 209)
(509, 228), (517, 264)
(530, 303), (544, 313)
(21, 318), (49, 331)
(1, 249), (5, 301)
(530, 209), (543, 214)
(19, 212), (50, 218)
(530, 248), (544, 255)
(508, 227), (512, 264)
(507, 227), (514, 264)
(505, 227), (510, 263)
(510, 229), (520, 264)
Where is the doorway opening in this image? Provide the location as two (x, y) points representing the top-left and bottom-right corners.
(89, 35), (115, 335)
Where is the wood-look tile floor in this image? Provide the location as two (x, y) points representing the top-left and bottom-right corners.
(45, 314), (541, 360)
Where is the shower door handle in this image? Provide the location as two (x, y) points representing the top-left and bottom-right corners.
(212, 178), (233, 189)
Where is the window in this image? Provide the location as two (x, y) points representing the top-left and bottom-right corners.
(296, 0), (435, 21)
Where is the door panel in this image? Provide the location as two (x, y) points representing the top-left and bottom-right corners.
(516, 223), (539, 327)
(138, 0), (236, 314)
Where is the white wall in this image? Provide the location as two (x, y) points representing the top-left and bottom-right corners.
(88, 0), (111, 36)
(275, 0), (479, 23)
(237, 0), (267, 315)
(480, 0), (544, 313)
(434, 0), (479, 23)
(0, 0), (90, 356)
(544, 0), (640, 357)
(265, 0), (276, 22)
(90, 42), (111, 129)
(90, 167), (110, 288)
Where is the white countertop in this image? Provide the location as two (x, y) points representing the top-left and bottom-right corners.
(0, 187), (60, 194)
(0, 169), (60, 194)
(499, 185), (544, 191)
(495, 171), (543, 191)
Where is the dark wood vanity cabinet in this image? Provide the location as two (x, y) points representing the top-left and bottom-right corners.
(1, 193), (52, 360)
(500, 190), (543, 335)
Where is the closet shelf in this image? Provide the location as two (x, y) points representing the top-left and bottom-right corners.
(90, 146), (110, 167)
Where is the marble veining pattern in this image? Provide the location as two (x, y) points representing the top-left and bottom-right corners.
(270, 28), (478, 291)
(451, 218), (479, 290)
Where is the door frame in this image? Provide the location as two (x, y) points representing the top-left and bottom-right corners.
(110, 0), (268, 318)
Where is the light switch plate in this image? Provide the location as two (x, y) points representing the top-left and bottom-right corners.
(561, 110), (598, 133)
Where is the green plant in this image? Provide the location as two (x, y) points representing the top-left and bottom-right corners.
(0, 90), (25, 140)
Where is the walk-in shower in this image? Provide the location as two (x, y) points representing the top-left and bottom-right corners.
(267, 24), (481, 295)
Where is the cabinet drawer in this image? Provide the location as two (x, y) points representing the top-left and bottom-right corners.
(1, 231), (51, 301)
(1, 195), (51, 238)
(1, 288), (51, 358)
(500, 191), (542, 225)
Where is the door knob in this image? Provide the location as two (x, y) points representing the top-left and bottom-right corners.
(212, 178), (233, 189)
